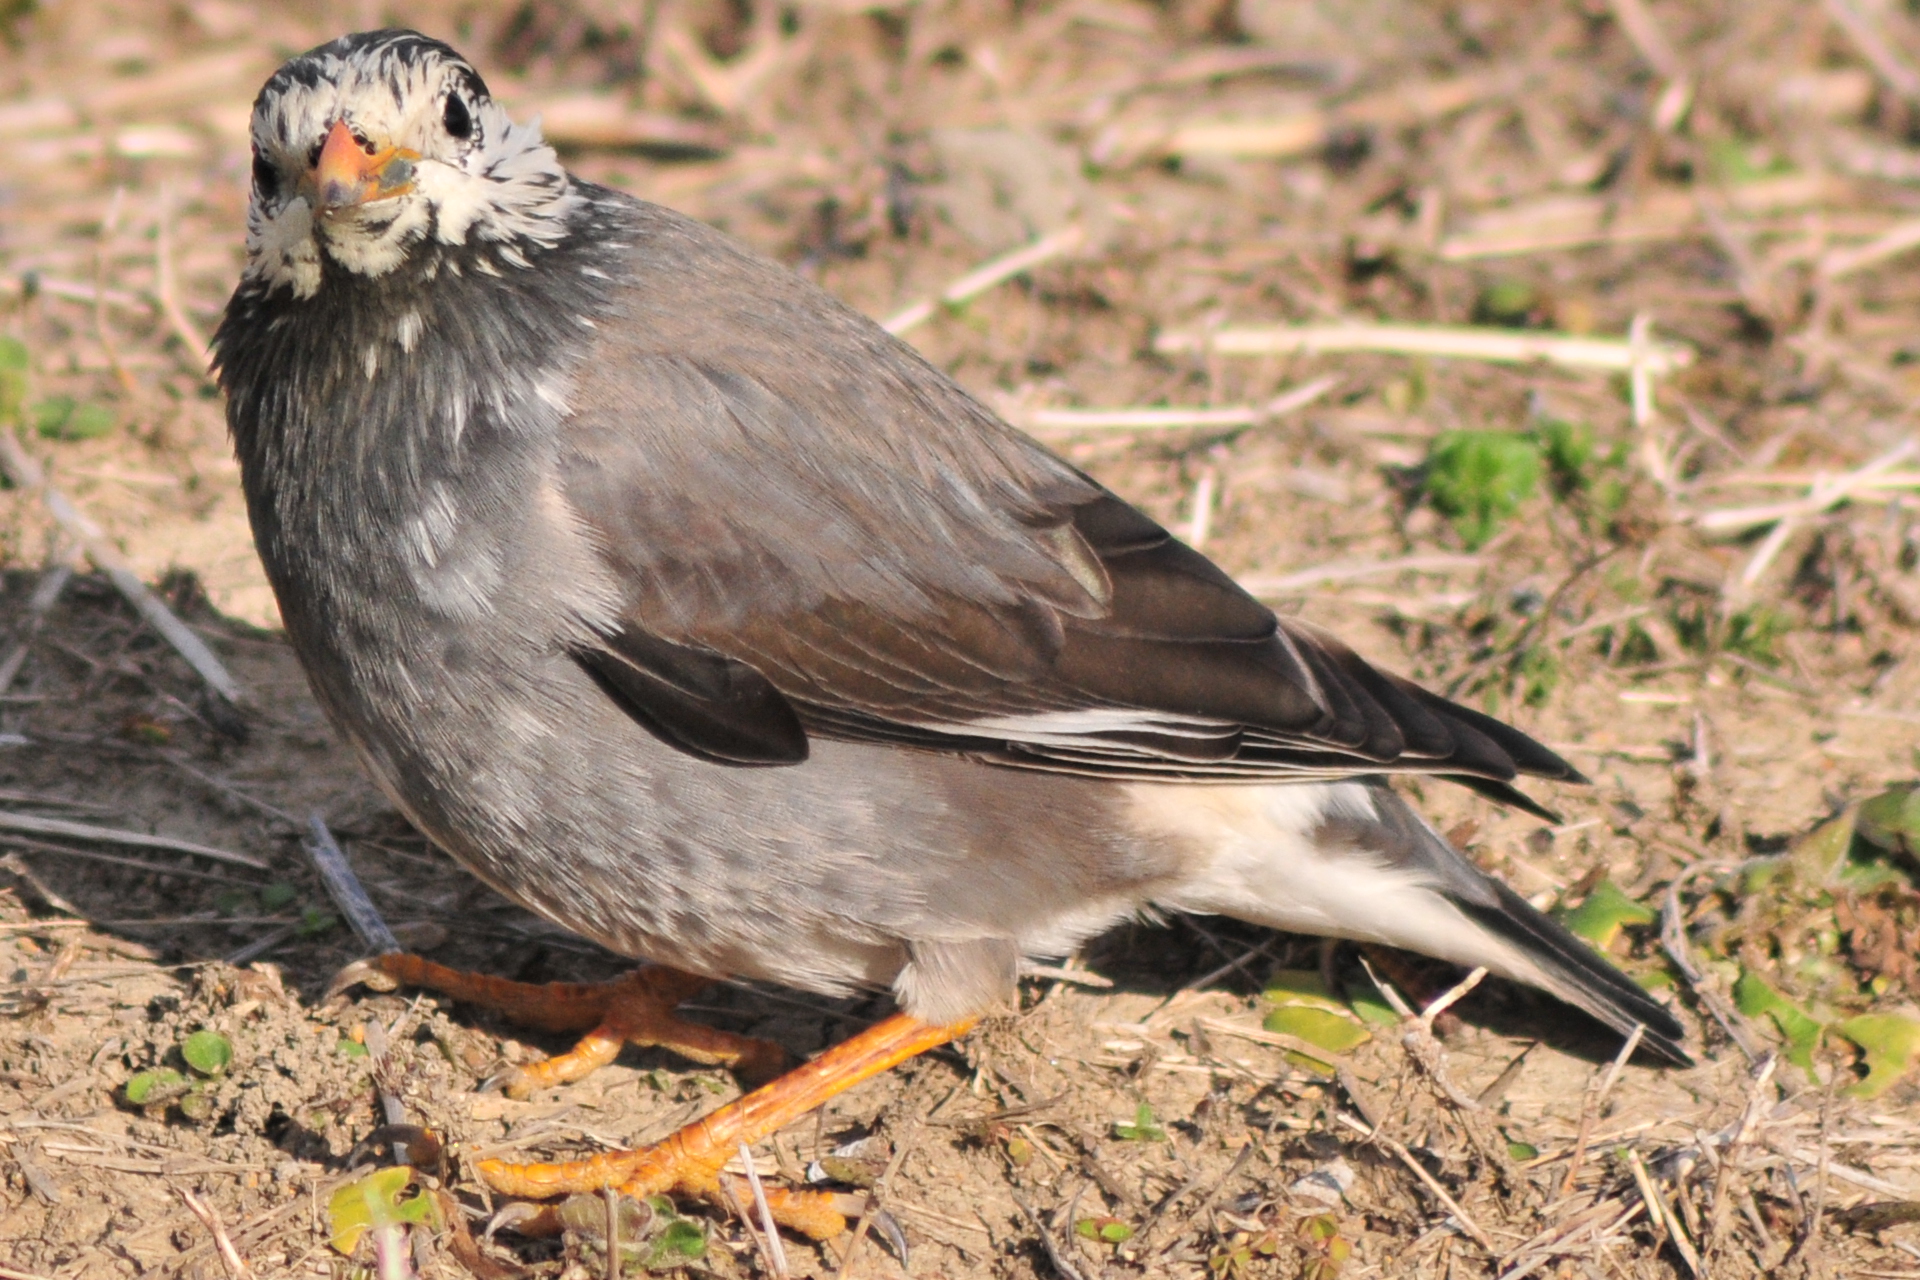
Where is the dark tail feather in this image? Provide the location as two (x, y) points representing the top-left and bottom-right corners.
(1439, 773), (1562, 824)
(1453, 879), (1693, 1067)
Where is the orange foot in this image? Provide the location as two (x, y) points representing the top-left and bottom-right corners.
(331, 953), (975, 1239)
(480, 1012), (974, 1239)
(330, 954), (789, 1097)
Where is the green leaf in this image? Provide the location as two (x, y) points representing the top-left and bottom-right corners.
(0, 336), (27, 420)
(1725, 606), (1787, 666)
(298, 906), (336, 936)
(29, 395), (73, 437)
(1789, 811), (1857, 886)
(123, 1067), (189, 1105)
(1857, 785), (1920, 861)
(1733, 970), (1824, 1070)
(1114, 1102), (1165, 1142)
(654, 1217), (707, 1261)
(1423, 430), (1541, 549)
(1535, 418), (1594, 490)
(1262, 969), (1374, 1051)
(327, 1166), (440, 1255)
(1837, 1014), (1920, 1099)
(1506, 1140), (1538, 1160)
(1559, 880), (1655, 949)
(1075, 1216), (1134, 1243)
(1348, 991), (1400, 1027)
(259, 882), (299, 910)
(180, 1030), (232, 1076)
(1474, 280), (1540, 328)
(337, 1037), (368, 1058)
(1264, 1005), (1372, 1053)
(37, 400), (112, 440)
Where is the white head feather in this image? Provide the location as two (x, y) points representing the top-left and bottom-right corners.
(243, 31), (580, 299)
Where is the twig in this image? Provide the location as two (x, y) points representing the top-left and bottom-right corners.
(603, 1188), (620, 1280)
(882, 225), (1085, 336)
(13, 275), (154, 313)
(1823, 0), (1920, 102)
(1696, 441), (1919, 535)
(1820, 217), (1920, 281)
(1560, 1024), (1645, 1197)
(1626, 1147), (1703, 1277)
(1359, 956), (1489, 1111)
(1607, 0), (1681, 78)
(1097, 73), (1499, 163)
(0, 810), (267, 870)
(93, 186), (136, 398)
(1497, 1198), (1644, 1280)
(1010, 1189), (1088, 1280)
(1660, 865), (1764, 1061)
(1334, 1111), (1499, 1258)
(153, 184), (212, 379)
(1703, 1054), (1779, 1268)
(1021, 962), (1114, 988)
(1238, 553), (1482, 596)
(0, 834), (255, 886)
(305, 814), (400, 955)
(1439, 173), (1840, 260)
(1185, 468), (1216, 550)
(1023, 375), (1337, 434)
(179, 1187), (253, 1280)
(736, 1141), (790, 1279)
(1154, 320), (1693, 374)
(0, 430), (247, 709)
(1417, 966), (1486, 1024)
(0, 564), (72, 693)
(1627, 312), (1656, 428)
(833, 1122), (918, 1279)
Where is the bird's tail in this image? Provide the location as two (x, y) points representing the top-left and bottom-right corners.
(1446, 874), (1692, 1066)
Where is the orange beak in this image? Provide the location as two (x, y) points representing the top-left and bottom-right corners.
(311, 119), (418, 212)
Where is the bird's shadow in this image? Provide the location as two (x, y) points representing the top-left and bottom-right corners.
(1077, 913), (1676, 1071)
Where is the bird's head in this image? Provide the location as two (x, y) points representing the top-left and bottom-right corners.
(242, 30), (577, 298)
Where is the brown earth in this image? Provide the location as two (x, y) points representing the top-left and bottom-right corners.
(4, 1), (1920, 1277)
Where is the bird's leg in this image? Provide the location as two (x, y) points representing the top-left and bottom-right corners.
(332, 954), (788, 1096)
(478, 1012), (974, 1239)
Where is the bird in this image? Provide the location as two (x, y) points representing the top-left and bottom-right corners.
(216, 29), (1689, 1238)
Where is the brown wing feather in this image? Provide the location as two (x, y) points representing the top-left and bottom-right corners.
(560, 197), (1579, 792)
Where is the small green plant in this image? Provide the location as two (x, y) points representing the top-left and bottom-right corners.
(1299, 1213), (1354, 1280)
(180, 1029), (232, 1075)
(1076, 1216), (1135, 1244)
(1734, 969), (1825, 1071)
(328, 1164), (442, 1276)
(1422, 430), (1541, 549)
(123, 1067), (190, 1107)
(31, 395), (113, 440)
(1113, 1102), (1165, 1142)
(124, 1029), (232, 1121)
(1725, 606), (1788, 665)
(1473, 279), (1544, 328)
(555, 1192), (707, 1272)
(1262, 970), (1375, 1052)
(1512, 644), (1560, 707)
(1559, 880), (1655, 951)
(0, 336), (27, 420)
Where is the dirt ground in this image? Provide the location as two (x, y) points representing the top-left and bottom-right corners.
(4, 0), (1920, 1277)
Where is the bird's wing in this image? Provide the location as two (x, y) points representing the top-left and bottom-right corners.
(557, 200), (1579, 796)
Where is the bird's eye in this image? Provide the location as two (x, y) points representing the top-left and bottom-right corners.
(443, 94), (472, 141)
(251, 151), (279, 201)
